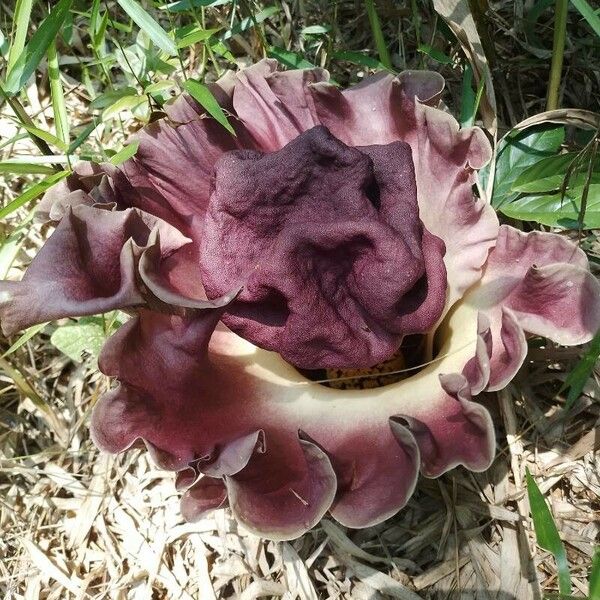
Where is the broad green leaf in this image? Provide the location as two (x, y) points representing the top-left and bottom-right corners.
(526, 469), (572, 596)
(499, 184), (600, 229)
(6, 0), (33, 73)
(590, 546), (600, 600)
(1, 323), (47, 359)
(50, 318), (106, 364)
(571, 0), (600, 38)
(116, 0), (177, 56)
(488, 125), (565, 208)
(5, 0), (73, 95)
(109, 141), (140, 165)
(417, 43), (454, 65)
(0, 171), (70, 219)
(268, 47), (316, 69)
(560, 329), (600, 412)
(47, 41), (70, 147)
(511, 153), (580, 193)
(332, 50), (385, 70)
(183, 80), (235, 135)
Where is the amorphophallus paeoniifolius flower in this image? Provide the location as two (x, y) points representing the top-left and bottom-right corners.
(2, 60), (599, 540)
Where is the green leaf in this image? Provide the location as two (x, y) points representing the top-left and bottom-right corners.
(183, 80), (235, 135)
(47, 41), (70, 147)
(0, 171), (70, 219)
(511, 153), (581, 193)
(176, 25), (220, 48)
(489, 125), (565, 208)
(222, 6), (280, 40)
(0, 162), (56, 175)
(0, 26), (9, 56)
(590, 546), (600, 600)
(301, 25), (330, 35)
(0, 210), (34, 278)
(417, 43), (454, 65)
(499, 183), (600, 228)
(459, 64), (485, 129)
(526, 468), (572, 596)
(109, 140), (140, 165)
(6, 0), (33, 74)
(116, 0), (178, 56)
(50, 318), (107, 364)
(102, 95), (146, 120)
(5, 0), (73, 95)
(267, 46), (316, 69)
(1, 323), (47, 359)
(560, 329), (600, 412)
(332, 50), (386, 70)
(89, 87), (138, 111)
(162, 0), (231, 11)
(67, 120), (100, 154)
(571, 0), (600, 38)
(19, 123), (69, 152)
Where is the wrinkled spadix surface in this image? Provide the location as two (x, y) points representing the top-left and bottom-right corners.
(201, 125), (446, 368)
(1, 59), (599, 540)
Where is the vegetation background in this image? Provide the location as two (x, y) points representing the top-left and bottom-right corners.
(0, 0), (599, 598)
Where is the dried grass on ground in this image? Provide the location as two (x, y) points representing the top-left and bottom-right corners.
(0, 1), (599, 598)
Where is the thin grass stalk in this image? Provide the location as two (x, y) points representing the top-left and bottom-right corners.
(364, 0), (392, 70)
(546, 0), (568, 110)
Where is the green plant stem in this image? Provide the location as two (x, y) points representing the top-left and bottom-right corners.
(364, 0), (392, 70)
(546, 0), (568, 110)
(0, 84), (63, 171)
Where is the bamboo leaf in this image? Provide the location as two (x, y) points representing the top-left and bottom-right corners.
(0, 171), (70, 219)
(6, 0), (34, 74)
(46, 41), (70, 146)
(183, 80), (235, 135)
(560, 329), (600, 412)
(5, 0), (73, 95)
(116, 0), (177, 56)
(571, 0), (600, 38)
(526, 469), (572, 596)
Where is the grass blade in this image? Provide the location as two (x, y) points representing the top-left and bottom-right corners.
(560, 328), (600, 412)
(526, 468), (572, 596)
(571, 0), (600, 38)
(183, 79), (235, 135)
(1, 323), (47, 359)
(6, 0), (33, 74)
(47, 40), (70, 147)
(116, 0), (178, 56)
(590, 546), (600, 600)
(363, 0), (392, 69)
(5, 0), (73, 95)
(0, 171), (70, 219)
(109, 140), (140, 165)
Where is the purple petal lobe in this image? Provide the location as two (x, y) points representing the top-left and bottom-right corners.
(0, 205), (189, 336)
(200, 125), (446, 369)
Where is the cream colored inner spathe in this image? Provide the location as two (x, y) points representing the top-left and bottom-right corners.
(209, 298), (481, 413)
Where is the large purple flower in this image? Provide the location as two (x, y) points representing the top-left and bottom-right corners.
(2, 60), (599, 539)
